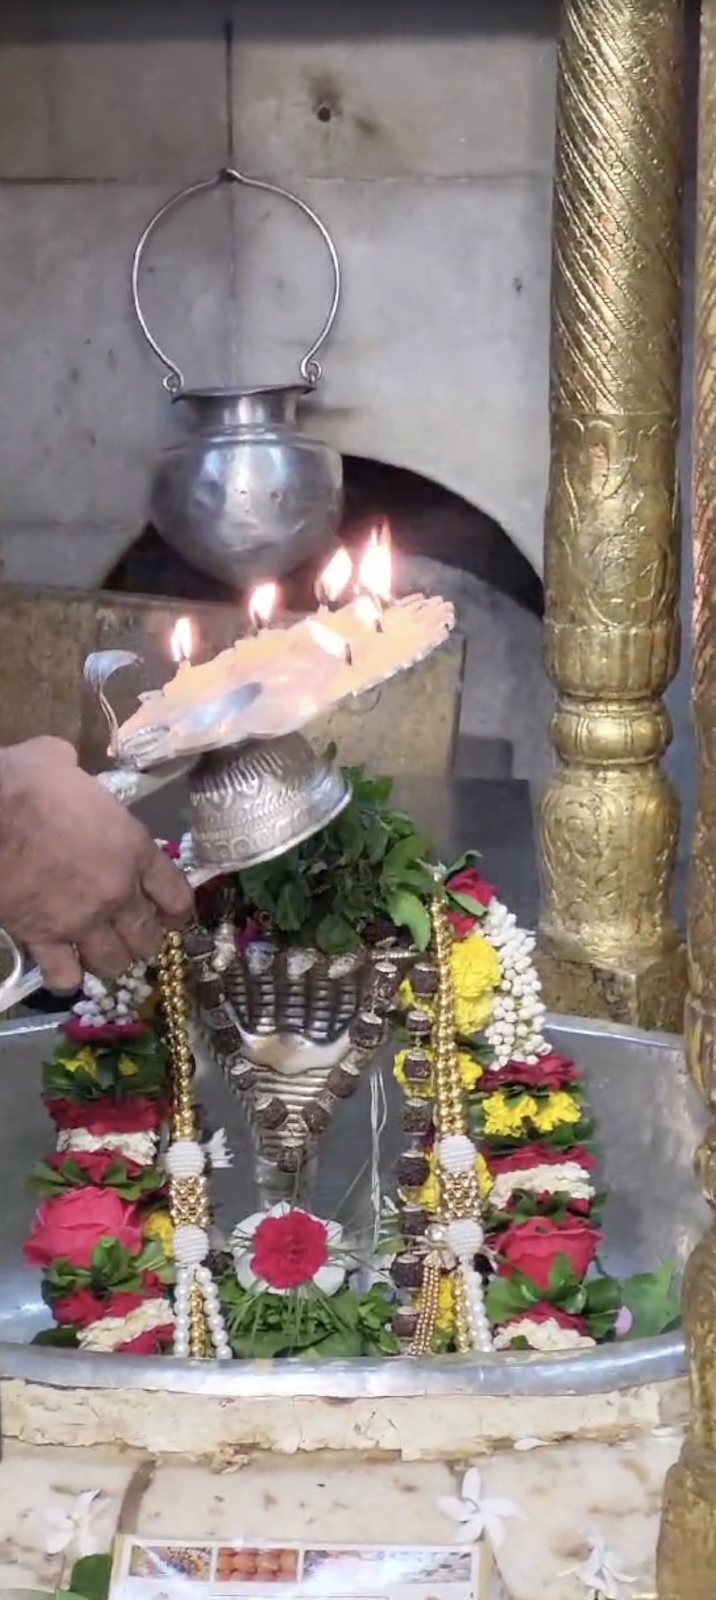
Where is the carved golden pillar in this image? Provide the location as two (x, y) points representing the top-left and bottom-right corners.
(537, 0), (686, 1030)
(658, 3), (716, 1594)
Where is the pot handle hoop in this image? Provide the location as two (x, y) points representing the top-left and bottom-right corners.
(131, 167), (341, 395)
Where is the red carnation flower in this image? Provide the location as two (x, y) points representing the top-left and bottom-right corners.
(445, 867), (496, 939)
(496, 1215), (601, 1292)
(51, 1288), (148, 1328)
(46, 1149), (146, 1185)
(25, 1188), (143, 1270)
(161, 841), (182, 860)
(116, 1323), (174, 1355)
(251, 1209), (330, 1291)
(45, 1096), (165, 1134)
(486, 1054), (579, 1091)
(498, 1302), (590, 1336)
(63, 1017), (146, 1044)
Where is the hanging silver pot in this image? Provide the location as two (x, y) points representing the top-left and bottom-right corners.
(131, 167), (343, 586)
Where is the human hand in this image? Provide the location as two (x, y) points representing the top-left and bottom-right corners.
(0, 737), (193, 991)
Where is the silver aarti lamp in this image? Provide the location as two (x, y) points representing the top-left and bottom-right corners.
(0, 552), (453, 1212)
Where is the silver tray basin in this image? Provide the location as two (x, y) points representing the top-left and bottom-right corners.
(0, 1013), (706, 1399)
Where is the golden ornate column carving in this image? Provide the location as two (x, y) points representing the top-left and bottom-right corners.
(658, 4), (716, 1594)
(536, 0), (686, 1030)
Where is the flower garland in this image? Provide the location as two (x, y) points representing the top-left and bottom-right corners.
(26, 965), (176, 1354)
(390, 857), (679, 1354)
(23, 841), (677, 1364)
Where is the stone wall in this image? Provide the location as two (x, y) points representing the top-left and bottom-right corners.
(0, 0), (556, 587)
(0, 0), (697, 852)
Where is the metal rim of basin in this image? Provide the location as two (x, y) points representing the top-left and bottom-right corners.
(0, 1012), (688, 1398)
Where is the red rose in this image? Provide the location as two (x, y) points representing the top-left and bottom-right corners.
(251, 1209), (329, 1291)
(117, 1323), (174, 1355)
(25, 1188), (144, 1270)
(45, 1096), (165, 1134)
(487, 1143), (596, 1177)
(51, 1288), (148, 1327)
(63, 1017), (146, 1044)
(46, 1150), (145, 1186)
(141, 1269), (165, 1294)
(445, 866), (496, 938)
(499, 1302), (589, 1336)
(161, 841), (182, 860)
(497, 1215), (601, 1292)
(486, 1055), (579, 1091)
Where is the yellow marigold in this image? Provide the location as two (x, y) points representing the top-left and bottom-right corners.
(458, 1051), (484, 1091)
(118, 1054), (140, 1078)
(435, 1274), (455, 1334)
(476, 1152), (494, 1199)
(483, 1088), (582, 1137)
(143, 1210), (174, 1258)
(483, 1090), (538, 1137)
(450, 935), (501, 1035)
(63, 1048), (98, 1078)
(532, 1091), (582, 1133)
(393, 1047), (433, 1097)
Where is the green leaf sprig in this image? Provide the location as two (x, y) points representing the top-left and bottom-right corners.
(237, 763), (437, 954)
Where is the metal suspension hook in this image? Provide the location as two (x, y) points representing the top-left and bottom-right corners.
(131, 167), (341, 394)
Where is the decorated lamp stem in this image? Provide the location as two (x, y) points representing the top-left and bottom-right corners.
(158, 932), (231, 1360)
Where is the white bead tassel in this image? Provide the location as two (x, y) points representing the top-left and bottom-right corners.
(173, 1260), (232, 1361)
(460, 1260), (493, 1352)
(168, 1141), (232, 1361)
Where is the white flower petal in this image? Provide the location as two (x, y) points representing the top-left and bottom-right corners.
(231, 1211), (267, 1242)
(438, 1495), (474, 1525)
(482, 1496), (524, 1522)
(45, 1525), (72, 1555)
(313, 1261), (347, 1297)
(483, 1511), (507, 1550)
(234, 1254), (259, 1291)
(457, 1514), (486, 1545)
(325, 1219), (344, 1249)
(461, 1466), (484, 1506)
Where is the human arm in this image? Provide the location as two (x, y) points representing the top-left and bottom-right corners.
(0, 737), (193, 991)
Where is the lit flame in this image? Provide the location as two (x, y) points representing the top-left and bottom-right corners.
(171, 616), (194, 664)
(316, 546), (353, 605)
(354, 593), (383, 633)
(357, 523), (392, 605)
(248, 582), (278, 630)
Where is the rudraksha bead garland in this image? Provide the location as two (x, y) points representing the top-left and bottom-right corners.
(158, 932), (231, 1361)
(188, 936), (401, 1178)
(392, 898), (492, 1356)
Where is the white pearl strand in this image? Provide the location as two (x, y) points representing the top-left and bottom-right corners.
(173, 1262), (232, 1361)
(166, 1141), (232, 1361)
(460, 1260), (494, 1352)
(482, 900), (549, 1068)
(435, 1127), (493, 1352)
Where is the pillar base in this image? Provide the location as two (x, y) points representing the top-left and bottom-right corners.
(536, 934), (686, 1033)
(658, 1443), (716, 1600)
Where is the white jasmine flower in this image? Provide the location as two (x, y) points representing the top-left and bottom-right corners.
(78, 1299), (174, 1353)
(43, 1489), (115, 1559)
(437, 1467), (524, 1549)
(56, 1129), (158, 1166)
(562, 1533), (637, 1598)
(493, 1317), (595, 1353)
